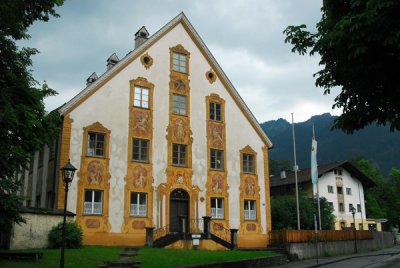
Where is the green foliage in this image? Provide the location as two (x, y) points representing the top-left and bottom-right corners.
(269, 159), (291, 176)
(0, 246), (121, 268)
(261, 113), (400, 177)
(271, 193), (335, 230)
(0, 0), (63, 230)
(48, 221), (83, 249)
(284, 0), (400, 133)
(355, 159), (400, 229)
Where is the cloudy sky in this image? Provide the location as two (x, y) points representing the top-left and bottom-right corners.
(23, 0), (341, 123)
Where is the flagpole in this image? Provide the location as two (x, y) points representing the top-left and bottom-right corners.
(313, 125), (322, 230)
(292, 113), (301, 230)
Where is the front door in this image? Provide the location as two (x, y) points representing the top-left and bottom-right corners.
(169, 189), (189, 233)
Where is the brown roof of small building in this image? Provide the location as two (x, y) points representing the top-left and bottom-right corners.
(269, 161), (376, 189)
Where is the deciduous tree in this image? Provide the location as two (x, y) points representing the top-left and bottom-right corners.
(284, 0), (400, 133)
(0, 0), (63, 231)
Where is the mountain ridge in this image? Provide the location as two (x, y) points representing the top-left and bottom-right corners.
(261, 113), (400, 176)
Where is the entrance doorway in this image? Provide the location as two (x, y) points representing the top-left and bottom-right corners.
(169, 189), (189, 233)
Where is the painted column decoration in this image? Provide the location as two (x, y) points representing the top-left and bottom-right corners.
(76, 122), (112, 233)
(122, 77), (154, 233)
(158, 44), (200, 230)
(239, 145), (262, 234)
(205, 93), (230, 231)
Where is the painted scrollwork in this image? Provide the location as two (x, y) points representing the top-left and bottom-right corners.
(173, 118), (186, 142)
(212, 173), (223, 194)
(87, 160), (104, 185)
(133, 165), (147, 188)
(133, 111), (150, 134)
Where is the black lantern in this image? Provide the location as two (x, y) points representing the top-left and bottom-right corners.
(61, 159), (77, 185)
(60, 159), (76, 268)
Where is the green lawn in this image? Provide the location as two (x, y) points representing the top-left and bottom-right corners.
(0, 246), (121, 268)
(135, 248), (277, 268)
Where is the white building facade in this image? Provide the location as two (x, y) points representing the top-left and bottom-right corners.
(51, 13), (273, 248)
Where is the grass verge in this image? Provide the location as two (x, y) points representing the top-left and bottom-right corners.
(135, 248), (277, 268)
(0, 246), (121, 268)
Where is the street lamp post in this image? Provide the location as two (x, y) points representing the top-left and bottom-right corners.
(351, 207), (358, 253)
(60, 159), (77, 268)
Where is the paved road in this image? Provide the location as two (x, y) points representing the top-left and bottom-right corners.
(277, 245), (400, 268)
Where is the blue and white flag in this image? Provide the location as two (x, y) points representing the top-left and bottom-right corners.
(311, 138), (318, 184)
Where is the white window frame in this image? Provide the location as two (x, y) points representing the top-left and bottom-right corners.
(130, 192), (147, 217)
(134, 86), (149, 108)
(210, 149), (224, 170)
(84, 190), (103, 215)
(87, 132), (105, 157)
(209, 102), (222, 121)
(327, 185), (334, 193)
(244, 200), (256, 220)
(172, 94), (187, 116)
(132, 138), (149, 162)
(211, 198), (224, 219)
(173, 52), (187, 73)
(243, 154), (255, 173)
(346, 187), (352, 195)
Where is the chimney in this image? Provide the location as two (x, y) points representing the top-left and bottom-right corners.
(280, 170), (286, 179)
(106, 53), (119, 70)
(134, 26), (149, 49)
(86, 72), (98, 86)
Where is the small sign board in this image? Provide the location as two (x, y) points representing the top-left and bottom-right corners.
(193, 239), (200, 246)
(192, 234), (201, 238)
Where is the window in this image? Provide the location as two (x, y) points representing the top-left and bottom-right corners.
(368, 224), (377, 231)
(87, 132), (105, 157)
(210, 149), (223, 170)
(172, 94), (187, 115)
(130, 192), (147, 217)
(359, 223), (363, 230)
(173, 52), (187, 73)
(132, 139), (149, 162)
(328, 202), (334, 210)
(357, 204), (361, 212)
(327, 185), (334, 193)
(211, 198), (224, 219)
(337, 187), (343, 194)
(84, 190), (103, 215)
(334, 169), (342, 176)
(349, 203), (354, 212)
(134, 86), (149, 108)
(172, 144), (187, 166)
(339, 203), (344, 213)
(209, 102), (221, 121)
(244, 200), (256, 220)
(346, 188), (352, 195)
(242, 154), (255, 173)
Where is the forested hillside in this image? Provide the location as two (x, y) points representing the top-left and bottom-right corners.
(261, 113), (400, 176)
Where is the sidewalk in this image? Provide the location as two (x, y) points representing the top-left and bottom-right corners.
(275, 245), (400, 268)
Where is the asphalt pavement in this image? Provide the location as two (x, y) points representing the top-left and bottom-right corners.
(275, 245), (400, 268)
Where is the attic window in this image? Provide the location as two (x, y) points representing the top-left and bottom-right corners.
(206, 70), (216, 84)
(140, 53), (153, 69)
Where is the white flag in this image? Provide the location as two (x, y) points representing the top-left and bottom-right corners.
(311, 139), (318, 184)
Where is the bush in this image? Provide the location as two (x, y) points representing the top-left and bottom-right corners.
(48, 221), (82, 248)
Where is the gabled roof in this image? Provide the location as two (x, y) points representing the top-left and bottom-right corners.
(270, 160), (376, 188)
(58, 12), (273, 148)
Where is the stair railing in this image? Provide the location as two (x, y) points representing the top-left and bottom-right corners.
(153, 224), (170, 241)
(209, 220), (231, 244)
